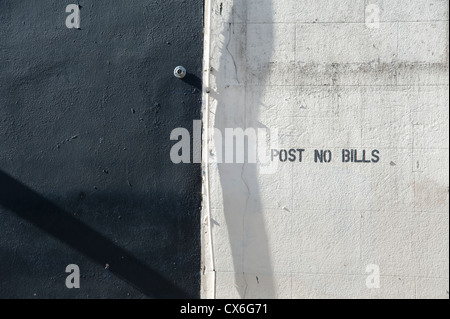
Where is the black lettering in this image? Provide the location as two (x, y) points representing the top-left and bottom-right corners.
(354, 150), (363, 163)
(314, 150), (323, 163)
(324, 150), (332, 163)
(288, 149), (297, 162)
(297, 149), (305, 162)
(363, 150), (371, 163)
(372, 149), (380, 163)
(279, 149), (288, 162)
(315, 150), (331, 163)
(342, 149), (350, 162)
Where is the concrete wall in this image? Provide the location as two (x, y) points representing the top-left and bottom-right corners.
(202, 0), (449, 299)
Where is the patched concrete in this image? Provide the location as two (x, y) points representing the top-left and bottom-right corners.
(202, 0), (449, 299)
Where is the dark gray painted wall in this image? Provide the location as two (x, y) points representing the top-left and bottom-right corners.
(0, 0), (203, 298)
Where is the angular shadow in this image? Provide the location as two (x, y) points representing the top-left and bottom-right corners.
(0, 170), (189, 299)
(181, 73), (203, 91)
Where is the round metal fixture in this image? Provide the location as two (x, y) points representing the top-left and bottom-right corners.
(174, 66), (187, 79)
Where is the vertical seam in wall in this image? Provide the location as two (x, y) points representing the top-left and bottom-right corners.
(202, 0), (216, 299)
(291, 153), (294, 299)
(364, 0), (367, 24)
(294, 23), (297, 87)
(396, 22), (399, 86)
(396, 22), (400, 67)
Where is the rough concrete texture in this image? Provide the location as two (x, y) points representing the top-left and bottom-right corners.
(202, 0), (449, 299)
(0, 0), (203, 298)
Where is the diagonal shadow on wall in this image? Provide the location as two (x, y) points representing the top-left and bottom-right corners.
(0, 170), (189, 299)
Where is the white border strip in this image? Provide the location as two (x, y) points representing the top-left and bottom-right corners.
(202, 0), (216, 299)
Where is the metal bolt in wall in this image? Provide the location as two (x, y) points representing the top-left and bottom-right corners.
(174, 66), (187, 79)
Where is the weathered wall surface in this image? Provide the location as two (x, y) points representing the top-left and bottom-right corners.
(0, 0), (203, 298)
(203, 0), (449, 298)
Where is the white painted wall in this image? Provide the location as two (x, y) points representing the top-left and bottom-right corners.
(202, 0), (449, 299)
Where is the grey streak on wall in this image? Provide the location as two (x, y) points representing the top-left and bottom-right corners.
(214, 0), (276, 298)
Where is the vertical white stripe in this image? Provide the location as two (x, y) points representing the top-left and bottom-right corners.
(202, 0), (216, 299)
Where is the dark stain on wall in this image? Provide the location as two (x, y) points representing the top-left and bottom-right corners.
(0, 0), (203, 298)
